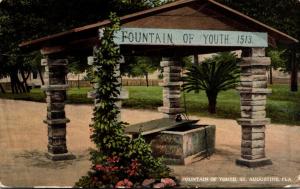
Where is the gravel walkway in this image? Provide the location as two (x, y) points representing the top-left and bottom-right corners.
(0, 99), (299, 187)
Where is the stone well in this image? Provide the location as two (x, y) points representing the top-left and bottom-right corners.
(125, 118), (216, 165)
(144, 124), (216, 165)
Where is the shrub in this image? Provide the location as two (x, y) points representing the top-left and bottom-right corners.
(75, 13), (171, 188)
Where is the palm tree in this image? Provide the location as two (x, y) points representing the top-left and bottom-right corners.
(183, 52), (240, 114)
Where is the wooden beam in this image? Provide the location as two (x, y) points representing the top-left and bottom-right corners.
(41, 46), (66, 55)
(40, 37), (98, 55)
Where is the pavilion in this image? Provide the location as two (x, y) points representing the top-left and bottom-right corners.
(19, 0), (298, 167)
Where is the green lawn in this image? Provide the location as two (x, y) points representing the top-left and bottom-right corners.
(0, 85), (299, 125)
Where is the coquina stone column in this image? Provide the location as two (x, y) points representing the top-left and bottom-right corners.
(236, 48), (272, 167)
(41, 56), (75, 161)
(87, 55), (128, 121)
(158, 57), (183, 119)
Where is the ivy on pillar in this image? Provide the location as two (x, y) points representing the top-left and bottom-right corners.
(236, 48), (272, 167)
(41, 56), (75, 161)
(87, 55), (128, 121)
(158, 57), (183, 119)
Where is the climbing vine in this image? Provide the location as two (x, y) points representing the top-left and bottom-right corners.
(75, 13), (172, 188)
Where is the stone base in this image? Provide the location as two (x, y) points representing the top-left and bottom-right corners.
(236, 157), (272, 168)
(46, 152), (76, 161)
(149, 124), (215, 165)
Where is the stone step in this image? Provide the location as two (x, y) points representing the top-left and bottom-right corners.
(241, 110), (266, 119)
(241, 154), (266, 160)
(241, 147), (265, 156)
(240, 100), (266, 106)
(240, 75), (267, 82)
(41, 84), (69, 91)
(163, 66), (182, 73)
(239, 57), (271, 67)
(163, 94), (181, 99)
(241, 140), (265, 148)
(240, 94), (266, 101)
(242, 126), (265, 133)
(241, 106), (265, 112)
(41, 58), (68, 66)
(237, 87), (272, 94)
(240, 81), (267, 88)
(160, 61), (180, 67)
(237, 118), (270, 126)
(43, 118), (70, 125)
(159, 82), (182, 87)
(158, 107), (184, 114)
(242, 132), (265, 140)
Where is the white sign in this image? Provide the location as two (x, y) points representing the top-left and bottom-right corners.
(113, 28), (268, 47)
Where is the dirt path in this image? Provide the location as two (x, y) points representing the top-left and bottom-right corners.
(0, 99), (300, 187)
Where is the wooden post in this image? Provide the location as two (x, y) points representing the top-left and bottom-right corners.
(41, 55), (75, 161)
(236, 47), (272, 167)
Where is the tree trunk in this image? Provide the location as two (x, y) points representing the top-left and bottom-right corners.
(0, 83), (5, 93)
(10, 72), (18, 94)
(77, 74), (80, 88)
(10, 70), (26, 94)
(38, 68), (45, 85)
(290, 45), (298, 92)
(145, 72), (149, 87)
(206, 91), (217, 114)
(269, 67), (273, 85)
(20, 69), (31, 93)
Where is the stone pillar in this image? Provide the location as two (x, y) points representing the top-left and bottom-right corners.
(236, 48), (272, 167)
(158, 57), (183, 119)
(87, 55), (128, 121)
(41, 56), (75, 161)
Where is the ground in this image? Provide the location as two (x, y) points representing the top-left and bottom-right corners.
(0, 99), (300, 187)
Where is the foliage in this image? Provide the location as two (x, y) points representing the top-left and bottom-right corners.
(1, 85), (299, 125)
(0, 0), (169, 93)
(68, 56), (89, 75)
(267, 49), (287, 72)
(181, 56), (193, 68)
(0, 0), (50, 93)
(219, 0), (299, 89)
(122, 0), (170, 10)
(68, 55), (90, 88)
(219, 0), (300, 40)
(124, 56), (160, 77)
(122, 56), (160, 86)
(266, 48), (287, 84)
(75, 13), (170, 188)
(182, 52), (240, 114)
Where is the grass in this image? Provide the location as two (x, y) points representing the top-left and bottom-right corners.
(0, 84), (299, 125)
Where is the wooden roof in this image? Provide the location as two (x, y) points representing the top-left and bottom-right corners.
(19, 0), (298, 55)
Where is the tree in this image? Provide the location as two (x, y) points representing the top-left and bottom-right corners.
(0, 49), (7, 93)
(0, 0), (169, 93)
(68, 56), (89, 88)
(123, 56), (160, 87)
(27, 51), (45, 85)
(183, 52), (240, 114)
(267, 49), (287, 84)
(0, 4), (26, 93)
(220, 0), (299, 39)
(220, 0), (300, 91)
(123, 0), (172, 9)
